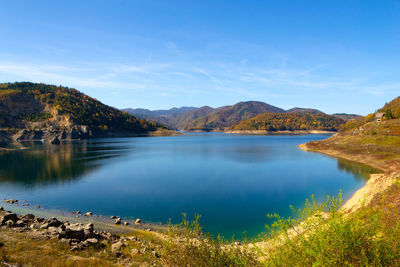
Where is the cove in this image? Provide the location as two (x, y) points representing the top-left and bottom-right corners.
(0, 133), (376, 238)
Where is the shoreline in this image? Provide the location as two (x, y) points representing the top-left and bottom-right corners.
(298, 142), (400, 213)
(225, 130), (336, 135)
(0, 201), (166, 234)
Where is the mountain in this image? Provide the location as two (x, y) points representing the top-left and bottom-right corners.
(332, 113), (362, 121)
(181, 101), (285, 131)
(229, 112), (345, 132)
(287, 107), (325, 115)
(172, 106), (215, 130)
(0, 82), (171, 144)
(378, 97), (400, 119)
(123, 106), (197, 128)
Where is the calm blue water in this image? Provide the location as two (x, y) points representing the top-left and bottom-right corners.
(0, 133), (376, 238)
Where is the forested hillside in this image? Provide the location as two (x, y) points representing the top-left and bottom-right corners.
(0, 82), (169, 143)
(229, 112), (345, 131)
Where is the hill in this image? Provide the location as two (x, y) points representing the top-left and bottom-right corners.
(301, 96), (400, 210)
(287, 107), (325, 114)
(122, 107), (197, 128)
(332, 113), (362, 121)
(229, 112), (345, 132)
(0, 82), (171, 144)
(182, 101), (285, 131)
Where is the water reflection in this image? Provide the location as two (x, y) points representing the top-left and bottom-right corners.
(0, 141), (129, 187)
(336, 158), (379, 181)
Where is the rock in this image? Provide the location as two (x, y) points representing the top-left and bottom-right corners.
(82, 238), (98, 247)
(84, 212), (92, 217)
(0, 212), (18, 225)
(15, 220), (26, 228)
(30, 223), (40, 229)
(70, 245), (81, 251)
(21, 214), (36, 221)
(123, 221), (129, 226)
(111, 241), (125, 254)
(35, 205), (40, 209)
(5, 220), (14, 228)
(0, 206), (3, 211)
(135, 218), (142, 225)
(47, 218), (62, 228)
(4, 199), (18, 204)
(23, 203), (29, 206)
(50, 136), (60, 145)
(114, 218), (121, 225)
(0, 242), (3, 248)
(65, 224), (85, 239)
(110, 215), (117, 219)
(83, 223), (94, 236)
(40, 223), (49, 229)
(57, 231), (66, 239)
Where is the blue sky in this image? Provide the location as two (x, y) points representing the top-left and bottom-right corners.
(0, 0), (399, 114)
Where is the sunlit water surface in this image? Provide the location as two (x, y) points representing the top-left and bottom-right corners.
(0, 133), (376, 238)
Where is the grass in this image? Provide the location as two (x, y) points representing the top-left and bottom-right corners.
(261, 192), (400, 266)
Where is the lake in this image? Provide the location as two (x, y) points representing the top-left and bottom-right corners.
(0, 133), (376, 238)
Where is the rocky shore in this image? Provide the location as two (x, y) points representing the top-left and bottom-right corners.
(0, 206), (126, 252)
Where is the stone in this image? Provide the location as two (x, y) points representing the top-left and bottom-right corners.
(14, 220), (26, 228)
(0, 206), (3, 211)
(84, 212), (92, 217)
(4, 199), (18, 204)
(70, 245), (81, 251)
(50, 136), (60, 145)
(5, 220), (14, 228)
(84, 238), (98, 246)
(83, 223), (94, 236)
(76, 211), (81, 214)
(111, 241), (125, 254)
(0, 213), (18, 225)
(135, 218), (142, 225)
(23, 203), (29, 206)
(65, 224), (85, 239)
(46, 218), (62, 228)
(35, 206), (40, 209)
(123, 221), (129, 226)
(110, 215), (117, 219)
(40, 223), (49, 229)
(21, 214), (36, 221)
(114, 218), (121, 225)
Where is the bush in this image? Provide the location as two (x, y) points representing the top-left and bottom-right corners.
(162, 214), (261, 267)
(264, 193), (400, 266)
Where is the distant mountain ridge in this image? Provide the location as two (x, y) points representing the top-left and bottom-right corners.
(287, 107), (325, 115)
(122, 106), (197, 128)
(124, 103), (357, 132)
(182, 101), (285, 131)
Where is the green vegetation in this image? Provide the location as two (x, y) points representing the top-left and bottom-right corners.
(230, 112), (344, 131)
(162, 214), (261, 266)
(21, 112), (53, 122)
(264, 193), (400, 266)
(0, 82), (165, 133)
